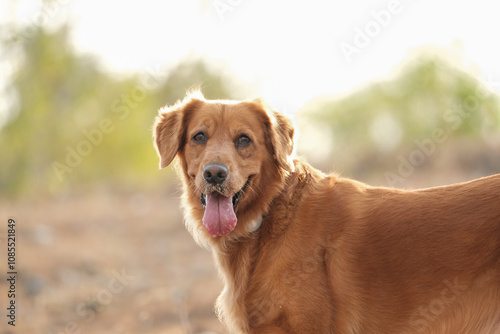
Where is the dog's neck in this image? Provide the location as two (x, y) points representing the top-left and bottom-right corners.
(257, 161), (313, 239)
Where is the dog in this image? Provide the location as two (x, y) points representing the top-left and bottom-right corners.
(153, 91), (500, 333)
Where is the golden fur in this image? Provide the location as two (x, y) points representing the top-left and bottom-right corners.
(153, 92), (500, 333)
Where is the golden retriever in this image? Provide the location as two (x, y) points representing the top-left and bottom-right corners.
(153, 91), (500, 334)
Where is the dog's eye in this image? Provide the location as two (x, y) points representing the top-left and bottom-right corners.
(236, 135), (252, 147)
(193, 132), (207, 143)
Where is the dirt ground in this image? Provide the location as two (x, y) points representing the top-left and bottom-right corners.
(0, 187), (225, 334)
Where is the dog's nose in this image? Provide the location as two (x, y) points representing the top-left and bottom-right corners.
(203, 163), (229, 185)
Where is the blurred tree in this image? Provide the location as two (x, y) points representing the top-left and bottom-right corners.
(297, 52), (500, 184)
(0, 24), (236, 196)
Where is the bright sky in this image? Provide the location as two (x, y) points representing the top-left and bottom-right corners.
(2, 0), (500, 113)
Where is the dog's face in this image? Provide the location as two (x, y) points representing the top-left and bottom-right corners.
(154, 92), (294, 240)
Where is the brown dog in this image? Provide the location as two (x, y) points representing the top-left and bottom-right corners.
(153, 92), (500, 334)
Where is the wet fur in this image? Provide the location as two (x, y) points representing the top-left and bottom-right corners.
(153, 92), (500, 333)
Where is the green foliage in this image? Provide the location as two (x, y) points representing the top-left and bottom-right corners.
(297, 53), (500, 177)
(0, 25), (236, 196)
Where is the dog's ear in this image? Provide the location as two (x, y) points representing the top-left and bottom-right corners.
(270, 110), (295, 172)
(254, 99), (295, 172)
(153, 93), (204, 168)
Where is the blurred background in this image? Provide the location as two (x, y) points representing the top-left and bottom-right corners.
(1, 0), (500, 333)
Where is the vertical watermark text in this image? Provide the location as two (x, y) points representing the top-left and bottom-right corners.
(6, 218), (17, 327)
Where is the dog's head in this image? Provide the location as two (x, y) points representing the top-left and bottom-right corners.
(153, 92), (294, 241)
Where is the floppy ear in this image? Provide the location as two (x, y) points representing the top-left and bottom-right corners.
(153, 94), (204, 168)
(270, 110), (295, 172)
(254, 99), (295, 172)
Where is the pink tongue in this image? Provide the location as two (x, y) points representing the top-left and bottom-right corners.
(203, 193), (237, 237)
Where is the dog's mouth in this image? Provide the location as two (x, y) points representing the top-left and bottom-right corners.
(200, 178), (250, 238)
(200, 185), (245, 208)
